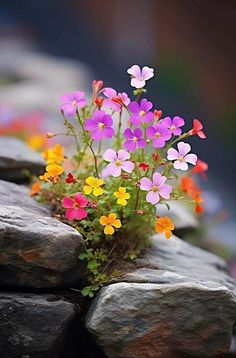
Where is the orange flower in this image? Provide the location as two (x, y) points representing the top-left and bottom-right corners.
(192, 159), (208, 180)
(155, 216), (175, 239)
(30, 182), (41, 196)
(181, 177), (204, 214)
(42, 144), (64, 164)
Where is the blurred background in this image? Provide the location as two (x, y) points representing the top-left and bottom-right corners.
(0, 0), (236, 274)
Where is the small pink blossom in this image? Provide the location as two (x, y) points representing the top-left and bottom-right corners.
(60, 91), (87, 116)
(124, 128), (146, 152)
(146, 122), (171, 148)
(140, 172), (172, 205)
(103, 87), (130, 112)
(129, 99), (154, 125)
(167, 142), (197, 171)
(92, 80), (103, 97)
(127, 65), (154, 88)
(103, 149), (135, 177)
(85, 110), (114, 141)
(62, 193), (88, 221)
(162, 116), (185, 136)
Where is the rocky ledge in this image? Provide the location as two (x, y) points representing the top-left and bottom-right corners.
(0, 180), (85, 288)
(86, 235), (236, 358)
(0, 137), (45, 183)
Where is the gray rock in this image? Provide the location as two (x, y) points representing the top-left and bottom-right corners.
(0, 292), (76, 358)
(0, 137), (45, 183)
(86, 235), (236, 358)
(0, 180), (85, 288)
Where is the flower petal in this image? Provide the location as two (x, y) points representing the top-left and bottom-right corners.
(159, 184), (172, 199)
(74, 208), (88, 220)
(174, 160), (188, 171)
(167, 148), (179, 160)
(62, 197), (74, 208)
(117, 150), (130, 161)
(103, 149), (117, 162)
(152, 172), (166, 186)
(66, 208), (76, 220)
(105, 162), (121, 177)
(177, 142), (191, 157)
(104, 225), (114, 235)
(140, 177), (153, 191)
(146, 191), (160, 205)
(112, 219), (121, 228)
(184, 154), (197, 165)
(120, 161), (135, 173)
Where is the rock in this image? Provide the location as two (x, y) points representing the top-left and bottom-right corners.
(0, 180), (86, 288)
(86, 235), (236, 358)
(0, 292), (76, 358)
(0, 137), (45, 183)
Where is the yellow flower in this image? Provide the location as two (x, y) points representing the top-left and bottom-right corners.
(114, 187), (130, 206)
(83, 176), (104, 196)
(42, 144), (64, 164)
(27, 135), (46, 151)
(99, 213), (121, 235)
(39, 164), (64, 183)
(155, 216), (175, 239)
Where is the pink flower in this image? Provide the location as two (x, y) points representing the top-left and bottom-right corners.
(103, 149), (135, 177)
(103, 87), (130, 112)
(129, 99), (154, 125)
(146, 122), (171, 148)
(189, 119), (206, 139)
(167, 142), (197, 171)
(123, 128), (146, 152)
(140, 172), (172, 205)
(92, 80), (103, 97)
(162, 116), (185, 136)
(62, 193), (88, 220)
(85, 110), (114, 141)
(60, 91), (87, 116)
(127, 65), (154, 88)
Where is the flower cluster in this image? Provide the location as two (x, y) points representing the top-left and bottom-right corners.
(33, 65), (208, 296)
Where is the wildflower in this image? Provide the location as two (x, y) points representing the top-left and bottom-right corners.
(167, 142), (197, 170)
(114, 187), (130, 206)
(99, 213), (121, 235)
(154, 109), (162, 121)
(60, 91), (87, 116)
(181, 177), (204, 214)
(39, 164), (64, 183)
(66, 173), (75, 184)
(103, 149), (135, 177)
(46, 132), (54, 138)
(30, 182), (41, 196)
(192, 159), (208, 180)
(140, 172), (172, 205)
(83, 176), (104, 196)
(92, 80), (103, 97)
(194, 195), (204, 214)
(62, 193), (88, 221)
(123, 128), (146, 152)
(85, 110), (114, 141)
(189, 119), (206, 139)
(146, 122), (171, 148)
(155, 217), (175, 239)
(139, 162), (149, 171)
(42, 144), (64, 164)
(94, 97), (104, 109)
(129, 99), (154, 125)
(162, 116), (185, 136)
(152, 153), (159, 161)
(127, 65), (154, 88)
(103, 87), (130, 112)
(27, 135), (46, 150)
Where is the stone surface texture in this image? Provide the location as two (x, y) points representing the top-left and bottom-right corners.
(0, 180), (85, 288)
(0, 137), (45, 183)
(86, 235), (236, 358)
(0, 292), (76, 358)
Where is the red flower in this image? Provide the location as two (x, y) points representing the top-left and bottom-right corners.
(152, 153), (159, 161)
(94, 97), (104, 109)
(189, 119), (206, 139)
(154, 109), (162, 120)
(66, 173), (75, 184)
(192, 159), (208, 180)
(139, 162), (149, 171)
(112, 96), (124, 106)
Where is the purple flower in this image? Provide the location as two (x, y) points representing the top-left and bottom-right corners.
(85, 110), (114, 141)
(129, 99), (154, 125)
(60, 91), (87, 116)
(167, 142), (197, 171)
(103, 87), (130, 112)
(162, 116), (185, 136)
(124, 128), (146, 152)
(103, 149), (135, 177)
(146, 122), (172, 148)
(140, 172), (172, 205)
(127, 65), (154, 88)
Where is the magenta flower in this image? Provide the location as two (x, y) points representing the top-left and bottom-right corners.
(103, 149), (135, 177)
(140, 172), (172, 205)
(62, 193), (88, 221)
(85, 110), (114, 141)
(167, 142), (197, 170)
(129, 99), (154, 125)
(146, 122), (171, 148)
(124, 128), (146, 152)
(60, 91), (87, 116)
(127, 65), (154, 88)
(162, 116), (185, 136)
(103, 87), (130, 112)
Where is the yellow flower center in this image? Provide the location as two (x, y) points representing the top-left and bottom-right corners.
(170, 125), (176, 130)
(152, 186), (159, 192)
(72, 100), (77, 106)
(139, 110), (146, 116)
(155, 132), (160, 138)
(98, 122), (105, 129)
(178, 156), (184, 162)
(116, 160), (122, 166)
(133, 136), (138, 142)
